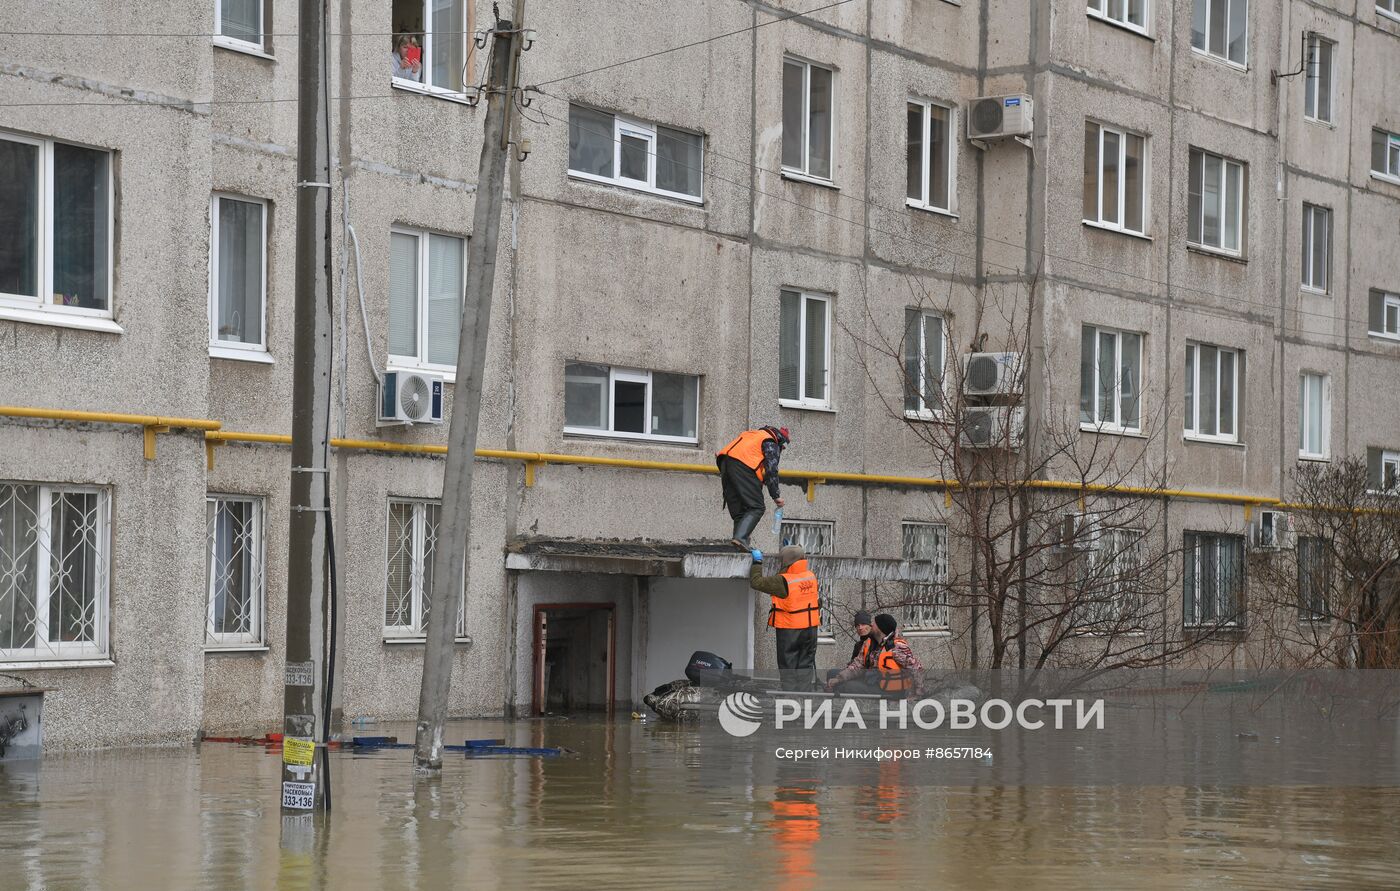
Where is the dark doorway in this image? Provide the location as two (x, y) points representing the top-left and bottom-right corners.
(532, 604), (615, 715)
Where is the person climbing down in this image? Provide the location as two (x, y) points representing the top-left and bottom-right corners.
(716, 425), (790, 549)
(824, 613), (924, 699)
(748, 544), (820, 690)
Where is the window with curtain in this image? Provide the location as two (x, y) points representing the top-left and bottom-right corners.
(206, 496), (264, 647)
(384, 499), (466, 639)
(388, 228), (464, 371)
(210, 194), (267, 354)
(1183, 532), (1245, 627)
(216, 0), (265, 50)
(0, 483), (110, 664)
(1302, 203), (1331, 293)
(1077, 526), (1144, 628)
(906, 100), (954, 212)
(779, 289), (831, 408)
(391, 0), (472, 93)
(903, 309), (945, 417)
(782, 57), (835, 181)
(1188, 147), (1245, 255)
(1082, 121), (1146, 235)
(0, 131), (112, 317)
(1191, 0), (1248, 66)
(900, 522), (949, 630)
(1079, 325), (1142, 432)
(1298, 372), (1328, 459)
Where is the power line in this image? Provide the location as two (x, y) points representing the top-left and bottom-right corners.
(532, 98), (1361, 342)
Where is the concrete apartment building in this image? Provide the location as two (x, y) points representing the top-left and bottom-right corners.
(2, 0), (1399, 747)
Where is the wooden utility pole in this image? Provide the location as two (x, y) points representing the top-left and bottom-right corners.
(414, 8), (526, 771)
(282, 0), (334, 812)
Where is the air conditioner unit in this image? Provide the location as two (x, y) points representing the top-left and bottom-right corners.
(967, 94), (1034, 141)
(1249, 510), (1296, 551)
(377, 370), (445, 426)
(1055, 514), (1100, 552)
(962, 352), (1024, 398)
(960, 406), (1025, 450)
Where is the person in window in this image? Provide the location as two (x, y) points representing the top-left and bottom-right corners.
(715, 425), (789, 549)
(392, 35), (421, 81)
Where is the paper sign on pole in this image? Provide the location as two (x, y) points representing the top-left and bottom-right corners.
(283, 737), (315, 767)
(282, 781), (316, 810)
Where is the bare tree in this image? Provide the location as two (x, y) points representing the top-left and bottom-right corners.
(842, 271), (1240, 672)
(1250, 458), (1400, 668)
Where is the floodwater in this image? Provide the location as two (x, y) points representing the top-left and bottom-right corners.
(1, 717), (1398, 890)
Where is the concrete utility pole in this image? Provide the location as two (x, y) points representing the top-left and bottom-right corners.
(282, 0), (334, 813)
(414, 9), (526, 771)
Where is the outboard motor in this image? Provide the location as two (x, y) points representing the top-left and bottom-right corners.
(685, 651), (732, 687)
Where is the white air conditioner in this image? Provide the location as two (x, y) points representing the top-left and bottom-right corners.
(962, 352), (1024, 398)
(377, 370), (445, 426)
(967, 94), (1034, 141)
(1249, 510), (1296, 551)
(1055, 514), (1100, 552)
(960, 406), (1025, 450)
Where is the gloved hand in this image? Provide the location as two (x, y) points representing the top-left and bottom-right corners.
(750, 548), (764, 563)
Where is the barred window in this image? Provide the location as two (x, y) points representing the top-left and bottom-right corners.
(385, 499), (465, 639)
(901, 522), (949, 630)
(206, 496), (265, 647)
(1183, 532), (1245, 627)
(780, 519), (834, 635)
(0, 483), (109, 663)
(1076, 526), (1143, 629)
(1297, 536), (1330, 621)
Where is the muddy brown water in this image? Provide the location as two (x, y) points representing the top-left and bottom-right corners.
(1, 717), (1397, 890)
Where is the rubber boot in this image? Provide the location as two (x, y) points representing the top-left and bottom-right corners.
(730, 510), (763, 550)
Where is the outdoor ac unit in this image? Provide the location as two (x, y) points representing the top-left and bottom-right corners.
(967, 94), (1034, 141)
(1056, 514), (1100, 552)
(1249, 510), (1296, 551)
(962, 352), (1024, 398)
(377, 370), (445, 426)
(960, 406), (1025, 450)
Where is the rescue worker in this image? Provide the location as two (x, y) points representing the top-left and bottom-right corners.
(716, 425), (790, 549)
(748, 544), (820, 689)
(825, 610), (873, 690)
(825, 613), (924, 699)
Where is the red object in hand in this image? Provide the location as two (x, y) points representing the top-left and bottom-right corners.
(403, 45), (421, 67)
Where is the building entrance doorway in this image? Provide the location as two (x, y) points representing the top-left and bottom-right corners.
(532, 603), (615, 715)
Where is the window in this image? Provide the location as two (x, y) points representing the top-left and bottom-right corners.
(209, 194), (267, 357)
(1381, 1), (1400, 22)
(903, 309), (945, 417)
(1297, 536), (1330, 621)
(906, 100), (954, 213)
(779, 289), (831, 408)
(388, 228), (463, 372)
(1301, 203), (1331, 293)
(215, 0), (265, 52)
(385, 499), (466, 639)
(780, 519), (833, 635)
(1082, 121), (1146, 235)
(567, 105), (704, 202)
(563, 363), (699, 442)
(1184, 342), (1240, 442)
(900, 523), (949, 631)
(1372, 129), (1400, 181)
(1368, 289), (1400, 339)
(0, 483), (109, 663)
(1298, 372), (1328, 459)
(1183, 532), (1245, 627)
(391, 0), (471, 94)
(206, 496), (264, 647)
(1188, 147), (1245, 254)
(1367, 448), (1400, 493)
(1303, 34), (1334, 123)
(1191, 0), (1248, 66)
(1077, 527), (1144, 628)
(781, 57), (834, 182)
(1087, 0), (1148, 34)
(1079, 325), (1142, 432)
(0, 132), (112, 319)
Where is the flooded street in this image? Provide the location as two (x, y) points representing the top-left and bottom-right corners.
(2, 717), (1398, 890)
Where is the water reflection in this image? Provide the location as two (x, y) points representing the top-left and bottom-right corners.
(0, 719), (1398, 889)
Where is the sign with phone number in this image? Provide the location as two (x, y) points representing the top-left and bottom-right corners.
(282, 781), (316, 810)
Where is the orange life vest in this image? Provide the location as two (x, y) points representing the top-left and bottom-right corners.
(857, 637), (876, 668)
(716, 429), (776, 481)
(769, 559), (821, 629)
(876, 636), (912, 693)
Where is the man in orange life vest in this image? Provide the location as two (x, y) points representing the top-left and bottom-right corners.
(748, 544), (821, 687)
(823, 613), (924, 699)
(715, 425), (790, 549)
